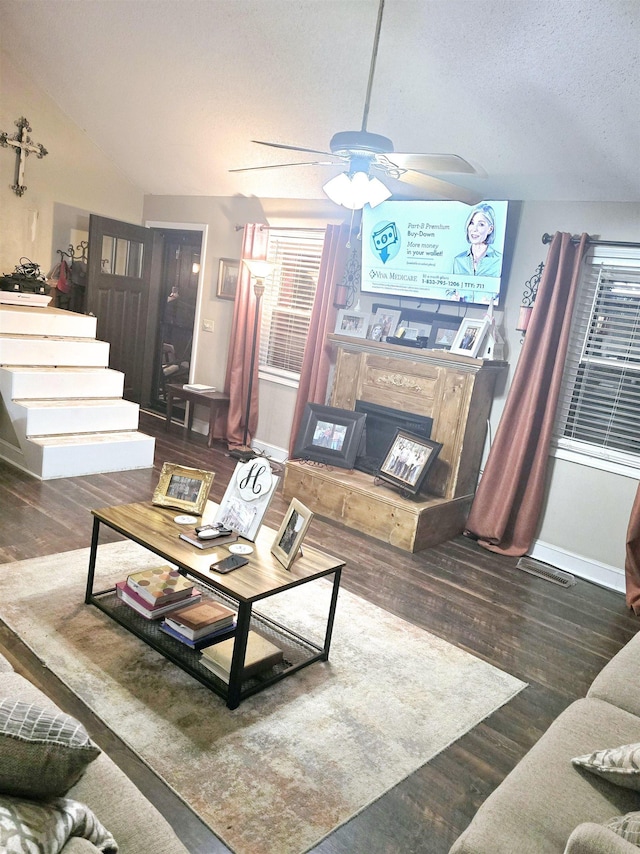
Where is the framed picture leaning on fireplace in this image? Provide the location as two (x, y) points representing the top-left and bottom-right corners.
(292, 403), (367, 469)
(377, 429), (443, 496)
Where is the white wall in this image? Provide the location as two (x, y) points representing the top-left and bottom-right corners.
(0, 48), (144, 275)
(497, 201), (640, 592)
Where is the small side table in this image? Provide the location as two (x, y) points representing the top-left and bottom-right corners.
(165, 384), (230, 448)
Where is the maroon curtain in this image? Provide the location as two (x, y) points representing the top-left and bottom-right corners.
(464, 231), (589, 556)
(288, 223), (351, 457)
(224, 224), (269, 450)
(625, 483), (640, 614)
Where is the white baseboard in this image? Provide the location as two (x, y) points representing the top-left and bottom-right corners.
(529, 539), (625, 595)
(191, 417), (289, 464)
(251, 439), (288, 463)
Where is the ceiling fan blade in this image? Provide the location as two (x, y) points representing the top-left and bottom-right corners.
(230, 160), (341, 173)
(391, 169), (483, 205)
(383, 152), (477, 175)
(251, 139), (335, 157)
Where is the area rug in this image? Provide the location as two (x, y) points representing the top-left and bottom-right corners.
(0, 542), (526, 854)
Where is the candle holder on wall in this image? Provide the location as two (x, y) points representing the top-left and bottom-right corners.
(334, 243), (360, 309)
(516, 262), (544, 340)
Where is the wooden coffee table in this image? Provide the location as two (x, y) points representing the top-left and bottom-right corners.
(85, 500), (344, 709)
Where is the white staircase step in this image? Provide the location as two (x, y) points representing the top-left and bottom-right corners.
(1, 367), (125, 399)
(0, 304), (97, 338)
(17, 398), (140, 436)
(30, 431), (155, 479)
(0, 302), (155, 480)
(0, 334), (109, 367)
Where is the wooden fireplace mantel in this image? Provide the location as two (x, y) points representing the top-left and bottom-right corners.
(282, 335), (507, 552)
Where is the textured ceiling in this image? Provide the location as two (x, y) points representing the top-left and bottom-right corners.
(1, 0), (639, 204)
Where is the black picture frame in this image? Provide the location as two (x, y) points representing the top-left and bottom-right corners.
(292, 403), (367, 469)
(428, 317), (461, 350)
(377, 429), (443, 496)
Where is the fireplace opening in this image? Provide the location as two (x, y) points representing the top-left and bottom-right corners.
(354, 400), (433, 475)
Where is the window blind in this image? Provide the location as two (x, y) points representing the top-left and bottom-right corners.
(554, 258), (640, 465)
(259, 230), (325, 377)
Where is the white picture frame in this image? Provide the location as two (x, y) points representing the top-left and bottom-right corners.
(449, 318), (490, 358)
(334, 309), (370, 339)
(270, 498), (314, 570)
(213, 460), (279, 541)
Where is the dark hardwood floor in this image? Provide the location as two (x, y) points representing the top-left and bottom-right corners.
(0, 410), (637, 853)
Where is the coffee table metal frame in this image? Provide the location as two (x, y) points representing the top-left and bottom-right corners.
(85, 501), (344, 709)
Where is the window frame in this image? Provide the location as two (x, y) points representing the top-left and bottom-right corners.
(551, 244), (640, 476)
(257, 228), (326, 387)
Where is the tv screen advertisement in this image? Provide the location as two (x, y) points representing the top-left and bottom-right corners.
(361, 200), (509, 305)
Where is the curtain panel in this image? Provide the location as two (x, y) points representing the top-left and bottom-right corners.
(464, 231), (589, 556)
(223, 224), (269, 450)
(625, 483), (640, 614)
(288, 223), (352, 457)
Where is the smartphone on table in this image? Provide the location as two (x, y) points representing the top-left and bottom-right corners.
(211, 554), (249, 574)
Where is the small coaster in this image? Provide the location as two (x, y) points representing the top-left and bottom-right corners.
(174, 514), (199, 525)
(228, 543), (254, 555)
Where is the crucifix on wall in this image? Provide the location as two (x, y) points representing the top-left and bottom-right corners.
(0, 116), (48, 196)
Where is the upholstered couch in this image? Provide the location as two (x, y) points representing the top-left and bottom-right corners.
(450, 630), (640, 853)
(0, 651), (190, 854)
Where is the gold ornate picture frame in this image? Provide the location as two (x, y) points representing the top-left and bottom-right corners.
(152, 462), (214, 516)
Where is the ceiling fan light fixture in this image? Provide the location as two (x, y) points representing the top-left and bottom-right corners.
(367, 175), (393, 208)
(322, 171), (391, 210)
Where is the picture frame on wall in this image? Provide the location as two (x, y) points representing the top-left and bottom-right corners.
(334, 309), (370, 339)
(152, 462), (214, 516)
(449, 317), (490, 358)
(216, 258), (240, 300)
(271, 498), (314, 570)
(429, 317), (461, 350)
(292, 403), (367, 469)
(377, 429), (443, 496)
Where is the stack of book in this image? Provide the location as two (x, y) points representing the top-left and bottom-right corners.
(116, 566), (201, 620)
(160, 600), (236, 649)
(199, 630), (283, 683)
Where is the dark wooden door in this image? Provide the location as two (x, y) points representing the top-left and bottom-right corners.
(150, 230), (202, 412)
(87, 215), (163, 406)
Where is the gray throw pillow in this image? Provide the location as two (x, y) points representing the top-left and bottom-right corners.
(572, 742), (640, 790)
(0, 697), (101, 798)
(603, 811), (640, 846)
(0, 794), (118, 853)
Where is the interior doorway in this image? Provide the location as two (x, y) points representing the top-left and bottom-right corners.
(86, 215), (205, 414)
(149, 228), (203, 414)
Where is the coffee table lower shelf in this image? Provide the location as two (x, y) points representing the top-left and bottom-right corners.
(89, 585), (325, 706)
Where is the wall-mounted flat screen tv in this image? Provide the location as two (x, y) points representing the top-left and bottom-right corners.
(361, 199), (509, 306)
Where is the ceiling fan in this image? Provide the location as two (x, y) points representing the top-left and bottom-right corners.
(230, 0), (482, 208)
